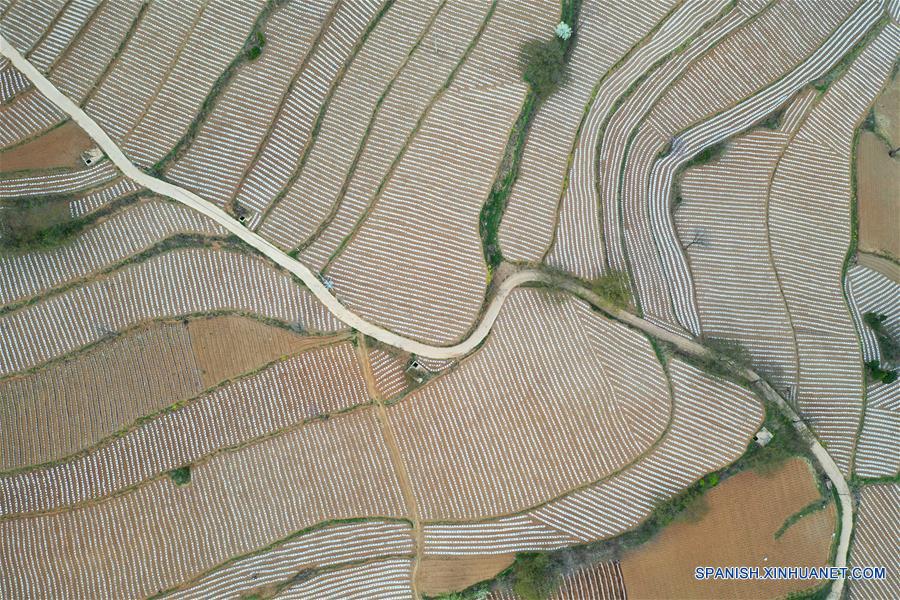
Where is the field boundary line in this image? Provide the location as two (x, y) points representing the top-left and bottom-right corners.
(0, 34), (853, 598)
(356, 335), (423, 598)
(116, 0), (214, 149)
(0, 329), (351, 479)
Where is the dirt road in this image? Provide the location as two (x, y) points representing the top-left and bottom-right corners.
(0, 34), (852, 599)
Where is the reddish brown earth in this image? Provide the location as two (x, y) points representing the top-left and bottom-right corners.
(0, 120), (94, 173)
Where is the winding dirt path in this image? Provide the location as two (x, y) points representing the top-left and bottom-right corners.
(0, 34), (852, 600)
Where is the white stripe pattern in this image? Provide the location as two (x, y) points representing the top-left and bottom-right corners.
(0, 248), (343, 374)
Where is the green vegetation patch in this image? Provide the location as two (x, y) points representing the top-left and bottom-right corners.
(0, 190), (149, 253)
(865, 360), (898, 384)
(152, 0), (284, 173)
(588, 270), (632, 310)
(669, 140), (728, 212)
(863, 312), (900, 364)
(245, 31), (267, 61)
(785, 581), (833, 600)
(0, 198), (78, 251)
(812, 16), (888, 92)
(684, 140), (727, 169)
(167, 465), (192, 486)
(521, 38), (567, 100)
(479, 93), (538, 269)
(511, 553), (562, 600)
(478, 0), (581, 271)
(774, 498), (828, 539)
(757, 107), (785, 131)
(700, 336), (753, 369)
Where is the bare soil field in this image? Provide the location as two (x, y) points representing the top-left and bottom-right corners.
(857, 131), (899, 260)
(620, 458), (835, 599)
(872, 74), (898, 143)
(418, 554), (515, 596)
(0, 120), (94, 173)
(186, 315), (342, 387)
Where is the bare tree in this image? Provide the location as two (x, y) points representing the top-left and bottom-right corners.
(684, 229), (706, 250)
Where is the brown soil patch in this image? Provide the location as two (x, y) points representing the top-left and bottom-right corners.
(620, 458), (836, 600)
(0, 121), (94, 173)
(857, 131), (899, 260)
(187, 315), (341, 387)
(418, 554), (515, 596)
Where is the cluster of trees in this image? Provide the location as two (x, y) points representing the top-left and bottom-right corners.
(863, 312), (899, 384)
(520, 16), (575, 100)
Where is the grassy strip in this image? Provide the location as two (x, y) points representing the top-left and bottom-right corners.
(538, 0), (705, 264)
(785, 581), (833, 600)
(307, 0), (500, 266)
(150, 0), (286, 175)
(478, 0), (581, 272)
(774, 498), (829, 539)
(79, 0), (150, 107)
(0, 233), (229, 316)
(605, 1), (742, 284)
(294, 0), (462, 255)
(587, 270), (632, 310)
(0, 325), (348, 479)
(845, 57), (898, 467)
(479, 93), (538, 270)
(670, 139), (727, 210)
(812, 16), (888, 93)
(2, 383), (372, 520)
(0, 300), (334, 387)
(0, 189), (144, 252)
(849, 471), (900, 488)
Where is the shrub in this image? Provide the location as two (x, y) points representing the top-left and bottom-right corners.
(512, 553), (559, 600)
(677, 494), (710, 523)
(702, 336), (752, 369)
(863, 312), (900, 364)
(865, 360), (898, 384)
(758, 108), (784, 130)
(521, 38), (567, 99)
(685, 141), (726, 168)
(554, 21), (572, 40)
(168, 465), (191, 486)
(589, 271), (631, 310)
(244, 31), (266, 61)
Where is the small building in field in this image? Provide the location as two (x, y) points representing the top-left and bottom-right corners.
(754, 427), (773, 447)
(80, 148), (103, 166)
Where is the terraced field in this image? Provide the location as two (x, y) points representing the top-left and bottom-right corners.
(849, 483), (899, 599)
(389, 288), (671, 520)
(1, 0), (896, 596)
